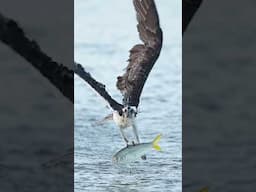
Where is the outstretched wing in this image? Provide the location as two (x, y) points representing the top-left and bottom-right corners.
(116, 0), (163, 107)
(75, 63), (123, 111)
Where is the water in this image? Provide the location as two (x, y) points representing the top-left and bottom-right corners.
(0, 2), (73, 191)
(75, 1), (181, 191)
(183, 1), (256, 191)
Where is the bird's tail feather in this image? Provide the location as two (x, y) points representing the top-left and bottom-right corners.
(93, 114), (113, 126)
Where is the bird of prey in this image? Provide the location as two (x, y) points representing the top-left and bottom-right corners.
(75, 0), (163, 146)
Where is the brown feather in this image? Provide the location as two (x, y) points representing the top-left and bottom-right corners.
(116, 0), (163, 107)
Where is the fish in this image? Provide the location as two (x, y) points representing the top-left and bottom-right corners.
(112, 134), (162, 163)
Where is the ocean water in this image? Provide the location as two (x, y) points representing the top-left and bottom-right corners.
(183, 1), (256, 191)
(0, 1), (73, 191)
(74, 1), (181, 191)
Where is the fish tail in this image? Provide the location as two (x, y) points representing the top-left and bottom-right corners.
(152, 134), (162, 151)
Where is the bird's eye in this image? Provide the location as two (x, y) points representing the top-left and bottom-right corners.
(124, 109), (127, 112)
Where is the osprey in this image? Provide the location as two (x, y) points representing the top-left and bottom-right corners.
(75, 0), (163, 146)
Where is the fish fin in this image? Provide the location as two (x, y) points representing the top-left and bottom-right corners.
(152, 134), (162, 151)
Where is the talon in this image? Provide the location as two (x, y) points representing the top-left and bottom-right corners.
(124, 138), (129, 147)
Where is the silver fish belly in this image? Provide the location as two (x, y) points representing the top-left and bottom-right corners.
(112, 134), (162, 163)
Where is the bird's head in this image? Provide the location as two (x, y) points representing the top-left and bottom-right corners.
(119, 106), (137, 118)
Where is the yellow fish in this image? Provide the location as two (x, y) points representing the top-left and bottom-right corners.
(112, 134), (162, 163)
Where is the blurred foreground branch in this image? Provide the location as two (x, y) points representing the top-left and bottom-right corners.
(0, 13), (74, 103)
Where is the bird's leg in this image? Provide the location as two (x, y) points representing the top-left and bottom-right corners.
(120, 128), (129, 147)
(132, 123), (140, 144)
(132, 123), (146, 160)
